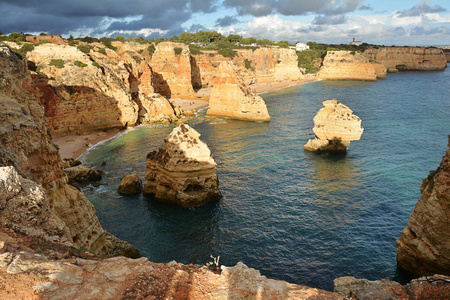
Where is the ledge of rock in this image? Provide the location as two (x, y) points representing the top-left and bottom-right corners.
(396, 134), (450, 277)
(207, 61), (270, 122)
(304, 99), (363, 153)
(144, 124), (222, 207)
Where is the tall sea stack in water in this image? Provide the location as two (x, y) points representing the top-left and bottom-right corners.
(144, 124), (222, 207)
(304, 99), (363, 153)
(396, 134), (450, 277)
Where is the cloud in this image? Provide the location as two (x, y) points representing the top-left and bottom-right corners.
(312, 15), (347, 25)
(216, 16), (239, 27)
(398, 1), (446, 17)
(410, 26), (450, 36)
(277, 0), (363, 16)
(223, 0), (275, 16)
(359, 5), (372, 11)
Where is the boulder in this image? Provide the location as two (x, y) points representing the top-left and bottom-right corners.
(63, 165), (103, 183)
(144, 124), (222, 207)
(118, 175), (143, 195)
(305, 99), (363, 153)
(396, 134), (450, 277)
(207, 61), (270, 122)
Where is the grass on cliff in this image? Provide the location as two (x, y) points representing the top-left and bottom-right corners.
(74, 60), (87, 67)
(49, 59), (65, 69)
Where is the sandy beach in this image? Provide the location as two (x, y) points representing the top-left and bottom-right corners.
(54, 76), (317, 160)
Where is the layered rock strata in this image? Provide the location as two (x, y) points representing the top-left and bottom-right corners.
(0, 44), (137, 257)
(207, 61), (271, 122)
(144, 124), (222, 207)
(365, 47), (447, 72)
(149, 42), (195, 98)
(304, 100), (363, 153)
(396, 134), (450, 277)
(317, 51), (386, 80)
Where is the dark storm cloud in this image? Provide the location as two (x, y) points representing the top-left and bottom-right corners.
(312, 15), (347, 25)
(216, 16), (239, 27)
(223, 0), (275, 16)
(0, 0), (217, 35)
(398, 2), (446, 17)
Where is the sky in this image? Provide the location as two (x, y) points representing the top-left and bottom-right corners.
(1, 0), (449, 46)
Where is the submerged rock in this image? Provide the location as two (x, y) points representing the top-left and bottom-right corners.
(118, 174), (143, 195)
(304, 99), (363, 153)
(396, 134), (450, 277)
(144, 124), (222, 207)
(207, 61), (270, 122)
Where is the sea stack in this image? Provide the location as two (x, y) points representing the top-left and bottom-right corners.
(207, 61), (270, 122)
(396, 134), (450, 277)
(304, 99), (363, 153)
(144, 124), (222, 207)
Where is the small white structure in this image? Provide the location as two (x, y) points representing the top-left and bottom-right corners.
(294, 42), (310, 51)
(350, 38), (362, 46)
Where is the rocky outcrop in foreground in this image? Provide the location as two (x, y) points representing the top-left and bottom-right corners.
(365, 47), (447, 72)
(304, 100), (363, 153)
(207, 61), (271, 122)
(144, 124), (222, 207)
(317, 51), (386, 81)
(0, 44), (137, 257)
(396, 134), (450, 277)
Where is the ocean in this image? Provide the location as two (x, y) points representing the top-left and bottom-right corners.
(81, 65), (450, 291)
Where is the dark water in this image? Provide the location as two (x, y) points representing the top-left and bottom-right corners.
(82, 66), (450, 291)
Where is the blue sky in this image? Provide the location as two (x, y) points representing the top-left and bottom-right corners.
(1, 0), (449, 45)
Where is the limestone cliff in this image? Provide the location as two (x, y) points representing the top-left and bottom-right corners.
(365, 47), (447, 72)
(207, 61), (271, 122)
(396, 134), (450, 277)
(304, 100), (363, 153)
(150, 42), (195, 98)
(144, 124), (222, 207)
(0, 44), (137, 257)
(25, 34), (67, 45)
(317, 51), (386, 81)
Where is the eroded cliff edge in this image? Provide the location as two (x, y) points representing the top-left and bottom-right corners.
(0, 44), (138, 258)
(396, 134), (450, 277)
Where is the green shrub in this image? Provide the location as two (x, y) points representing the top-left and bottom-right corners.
(132, 55), (142, 63)
(138, 49), (144, 54)
(350, 51), (356, 55)
(244, 58), (253, 70)
(49, 59), (65, 69)
(98, 48), (106, 55)
(92, 61), (101, 68)
(189, 45), (203, 55)
(100, 37), (117, 51)
(209, 53), (215, 57)
(74, 61), (88, 67)
(17, 43), (35, 57)
(174, 47), (183, 55)
(147, 44), (156, 55)
(77, 44), (91, 54)
(218, 48), (237, 58)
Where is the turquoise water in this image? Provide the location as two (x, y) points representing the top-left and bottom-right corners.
(82, 66), (450, 291)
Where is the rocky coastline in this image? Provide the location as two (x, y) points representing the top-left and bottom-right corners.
(1, 37), (450, 299)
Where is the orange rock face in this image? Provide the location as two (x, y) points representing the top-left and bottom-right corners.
(396, 134), (450, 277)
(365, 47), (447, 72)
(207, 61), (271, 122)
(318, 51), (386, 81)
(149, 42), (195, 98)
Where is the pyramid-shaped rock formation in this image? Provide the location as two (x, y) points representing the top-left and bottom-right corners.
(144, 124), (222, 207)
(305, 99), (363, 153)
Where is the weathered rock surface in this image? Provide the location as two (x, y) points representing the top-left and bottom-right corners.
(144, 124), (222, 207)
(317, 51), (386, 81)
(305, 100), (363, 153)
(118, 174), (143, 195)
(365, 47), (447, 72)
(25, 34), (67, 45)
(334, 275), (450, 299)
(207, 61), (271, 122)
(0, 44), (138, 257)
(64, 165), (103, 183)
(396, 134), (450, 277)
(150, 42), (195, 98)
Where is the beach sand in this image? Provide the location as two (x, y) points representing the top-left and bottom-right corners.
(54, 76), (317, 160)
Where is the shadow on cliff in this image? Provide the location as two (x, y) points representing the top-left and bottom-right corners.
(152, 72), (172, 99)
(190, 56), (202, 92)
(31, 73), (125, 135)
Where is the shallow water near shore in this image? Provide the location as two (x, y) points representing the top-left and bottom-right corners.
(82, 66), (450, 291)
